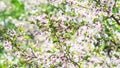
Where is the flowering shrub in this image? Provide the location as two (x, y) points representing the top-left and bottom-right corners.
(0, 0), (120, 68)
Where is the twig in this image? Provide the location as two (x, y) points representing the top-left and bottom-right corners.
(31, 51), (37, 58)
(111, 15), (120, 25)
(65, 45), (80, 67)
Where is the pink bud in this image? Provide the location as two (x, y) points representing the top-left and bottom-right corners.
(110, 2), (112, 4)
(104, 0), (107, 3)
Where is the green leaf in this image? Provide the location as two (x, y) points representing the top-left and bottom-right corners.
(11, 0), (24, 9)
(50, 65), (55, 68)
(0, 64), (7, 68)
(0, 44), (4, 54)
(100, 43), (106, 51)
(0, 0), (25, 20)
(4, 22), (15, 30)
(112, 7), (119, 14)
(80, 21), (85, 26)
(53, 37), (59, 43)
(83, 55), (90, 60)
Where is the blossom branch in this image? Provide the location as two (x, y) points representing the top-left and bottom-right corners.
(93, 0), (120, 25)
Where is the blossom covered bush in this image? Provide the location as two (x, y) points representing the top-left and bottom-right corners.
(0, 0), (120, 68)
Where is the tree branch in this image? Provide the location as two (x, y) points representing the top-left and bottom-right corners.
(106, 13), (120, 25)
(111, 15), (120, 25)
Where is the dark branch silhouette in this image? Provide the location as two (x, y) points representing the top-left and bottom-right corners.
(111, 14), (120, 25)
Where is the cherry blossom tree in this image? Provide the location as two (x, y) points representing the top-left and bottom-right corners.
(0, 0), (120, 68)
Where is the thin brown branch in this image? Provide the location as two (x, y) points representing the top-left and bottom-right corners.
(111, 15), (120, 25)
(65, 45), (80, 67)
(31, 51), (37, 58)
(65, 53), (80, 67)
